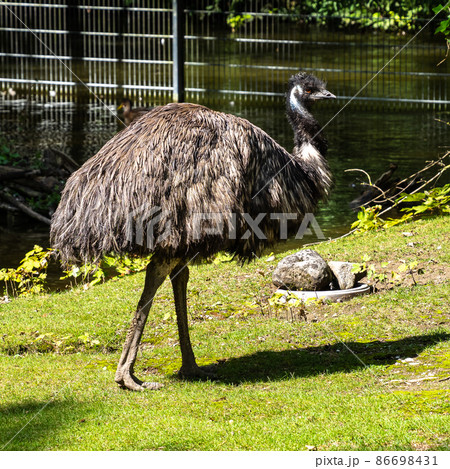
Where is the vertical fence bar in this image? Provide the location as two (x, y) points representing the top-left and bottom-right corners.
(172, 0), (185, 103)
(0, 4), (448, 109)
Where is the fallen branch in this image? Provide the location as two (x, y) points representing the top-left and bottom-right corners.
(0, 201), (18, 212)
(7, 182), (45, 199)
(0, 166), (40, 182)
(348, 163), (399, 209)
(348, 153), (449, 212)
(0, 191), (51, 225)
(0, 147), (79, 224)
(303, 152), (450, 248)
(43, 147), (80, 174)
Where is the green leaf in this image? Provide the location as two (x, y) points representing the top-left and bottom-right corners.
(433, 5), (445, 14)
(436, 20), (450, 34)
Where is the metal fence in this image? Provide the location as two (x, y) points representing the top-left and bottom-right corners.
(0, 0), (449, 109)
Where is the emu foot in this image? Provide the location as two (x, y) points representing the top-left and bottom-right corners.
(178, 363), (218, 381)
(115, 370), (164, 391)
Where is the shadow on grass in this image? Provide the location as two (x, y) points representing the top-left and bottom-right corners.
(0, 399), (83, 450)
(215, 332), (450, 385)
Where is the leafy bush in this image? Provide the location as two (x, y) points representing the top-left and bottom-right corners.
(351, 184), (450, 233)
(0, 245), (53, 297)
(0, 246), (153, 298)
(400, 184), (450, 216)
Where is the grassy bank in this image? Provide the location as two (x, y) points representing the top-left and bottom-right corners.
(1, 216), (449, 450)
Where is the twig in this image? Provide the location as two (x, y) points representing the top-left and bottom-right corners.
(406, 376), (439, 383)
(437, 39), (450, 67)
(361, 153), (449, 209)
(435, 118), (450, 126)
(302, 228), (358, 248)
(391, 153), (449, 190)
(378, 160), (450, 219)
(304, 152), (450, 248)
(382, 376), (441, 385)
(345, 168), (373, 185)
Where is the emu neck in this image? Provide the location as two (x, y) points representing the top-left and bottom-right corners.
(287, 106), (328, 157)
(286, 104), (332, 196)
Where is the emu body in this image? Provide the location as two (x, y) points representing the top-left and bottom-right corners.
(51, 72), (335, 390)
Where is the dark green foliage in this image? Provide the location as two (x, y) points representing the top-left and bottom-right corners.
(0, 141), (21, 166)
(211, 1), (436, 31)
(0, 136), (43, 168)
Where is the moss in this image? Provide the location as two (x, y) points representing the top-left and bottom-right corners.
(140, 357), (181, 376)
(85, 359), (117, 372)
(390, 390), (450, 415)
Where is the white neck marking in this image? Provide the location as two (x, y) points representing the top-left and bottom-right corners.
(290, 84), (307, 115)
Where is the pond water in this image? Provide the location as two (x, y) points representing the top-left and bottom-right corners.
(0, 96), (449, 274)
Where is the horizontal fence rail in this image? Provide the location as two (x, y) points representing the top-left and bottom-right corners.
(0, 0), (449, 109)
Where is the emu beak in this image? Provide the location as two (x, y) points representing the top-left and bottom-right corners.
(117, 103), (124, 110)
(314, 89), (336, 100)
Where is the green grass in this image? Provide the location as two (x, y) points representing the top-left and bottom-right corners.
(1, 216), (449, 450)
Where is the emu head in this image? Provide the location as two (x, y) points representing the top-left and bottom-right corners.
(287, 73), (335, 114)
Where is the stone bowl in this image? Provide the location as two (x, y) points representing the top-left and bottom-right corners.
(275, 282), (370, 303)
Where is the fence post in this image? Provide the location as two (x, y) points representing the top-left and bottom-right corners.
(172, 0), (185, 103)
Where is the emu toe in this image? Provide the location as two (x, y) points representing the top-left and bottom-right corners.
(115, 371), (164, 391)
(178, 363), (218, 381)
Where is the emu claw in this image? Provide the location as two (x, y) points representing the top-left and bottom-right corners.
(115, 371), (164, 391)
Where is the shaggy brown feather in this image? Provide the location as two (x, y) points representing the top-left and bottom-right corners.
(51, 79), (332, 265)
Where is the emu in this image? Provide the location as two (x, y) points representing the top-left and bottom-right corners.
(51, 72), (335, 391)
(118, 98), (153, 126)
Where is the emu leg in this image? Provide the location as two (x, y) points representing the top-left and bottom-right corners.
(115, 255), (177, 391)
(171, 262), (216, 380)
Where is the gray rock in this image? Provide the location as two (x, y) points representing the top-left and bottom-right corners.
(272, 249), (333, 291)
(328, 261), (356, 290)
(328, 261), (365, 290)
